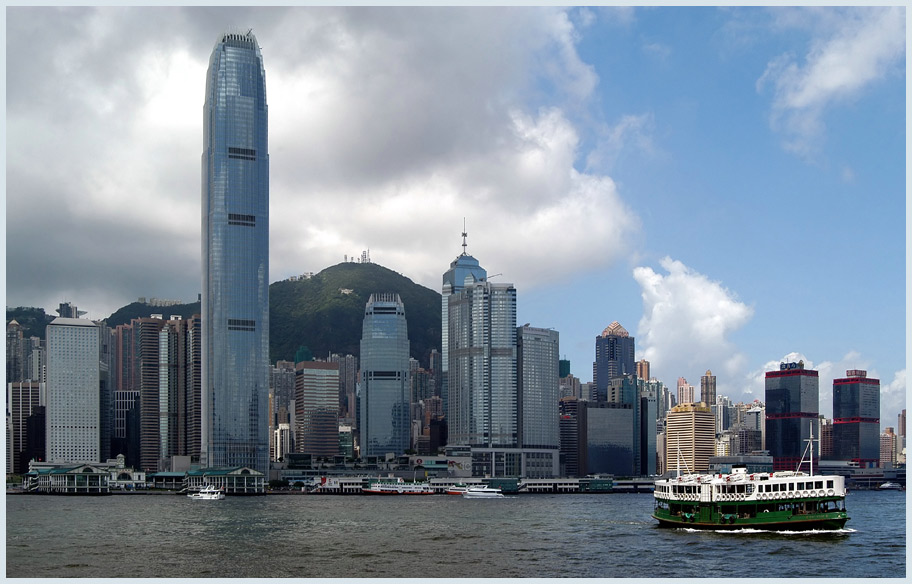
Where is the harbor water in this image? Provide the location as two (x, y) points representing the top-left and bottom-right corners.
(5, 489), (906, 578)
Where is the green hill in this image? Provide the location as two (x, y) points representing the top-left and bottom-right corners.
(12, 262), (442, 367)
(106, 301), (202, 326)
(269, 262), (441, 365)
(4, 306), (55, 339)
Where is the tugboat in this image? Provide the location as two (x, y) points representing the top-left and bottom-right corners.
(653, 422), (848, 530)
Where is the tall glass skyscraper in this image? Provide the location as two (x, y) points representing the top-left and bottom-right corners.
(360, 294), (410, 457)
(765, 361), (819, 472)
(201, 31), (269, 474)
(593, 321), (635, 399)
(516, 325), (559, 450)
(441, 233), (487, 419)
(448, 278), (517, 448)
(832, 369), (880, 466)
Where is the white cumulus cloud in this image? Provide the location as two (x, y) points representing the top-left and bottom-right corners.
(756, 6), (905, 157)
(632, 257), (754, 394)
(6, 7), (640, 317)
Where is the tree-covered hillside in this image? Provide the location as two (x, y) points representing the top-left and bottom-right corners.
(5, 306), (55, 339)
(9, 262), (441, 367)
(269, 262), (441, 365)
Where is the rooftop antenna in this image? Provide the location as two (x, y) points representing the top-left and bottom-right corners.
(461, 218), (468, 256)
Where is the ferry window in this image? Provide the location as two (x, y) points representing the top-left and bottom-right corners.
(789, 483), (794, 490)
(814, 481), (823, 489)
(826, 480), (833, 488)
(798, 482), (804, 489)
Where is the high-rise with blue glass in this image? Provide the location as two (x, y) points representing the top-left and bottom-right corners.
(201, 31), (269, 475)
(360, 293), (411, 457)
(441, 231), (487, 419)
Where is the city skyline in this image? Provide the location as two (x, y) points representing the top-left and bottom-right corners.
(5, 7), (906, 426)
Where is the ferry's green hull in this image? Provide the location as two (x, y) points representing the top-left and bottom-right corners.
(653, 498), (848, 531)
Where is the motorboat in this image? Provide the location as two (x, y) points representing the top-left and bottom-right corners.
(187, 485), (225, 500)
(462, 485), (504, 498)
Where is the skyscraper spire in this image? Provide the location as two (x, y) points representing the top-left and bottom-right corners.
(461, 218), (468, 256)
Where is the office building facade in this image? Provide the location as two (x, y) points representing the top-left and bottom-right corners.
(593, 321), (635, 399)
(700, 370), (716, 406)
(832, 369), (880, 466)
(46, 318), (101, 463)
(201, 31), (270, 474)
(8, 381), (45, 473)
(587, 403), (635, 475)
(559, 397), (587, 477)
(765, 361), (819, 471)
(448, 277), (517, 449)
(295, 362), (339, 457)
(665, 403), (715, 474)
(676, 377), (695, 405)
(360, 293), (411, 457)
(441, 235), (488, 418)
(516, 325), (559, 450)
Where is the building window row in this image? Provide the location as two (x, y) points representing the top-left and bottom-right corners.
(227, 147), (257, 161)
(228, 213), (256, 227)
(227, 319), (256, 332)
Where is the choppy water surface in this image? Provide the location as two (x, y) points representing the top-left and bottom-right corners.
(5, 489), (905, 578)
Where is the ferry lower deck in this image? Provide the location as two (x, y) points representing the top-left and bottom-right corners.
(653, 492), (848, 530)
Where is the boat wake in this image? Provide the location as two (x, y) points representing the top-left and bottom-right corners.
(679, 527), (856, 535)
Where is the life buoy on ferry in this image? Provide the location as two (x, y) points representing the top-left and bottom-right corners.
(827, 489), (834, 496)
(818, 490), (825, 497)
(802, 491), (808, 498)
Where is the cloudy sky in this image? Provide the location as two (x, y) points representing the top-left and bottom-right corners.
(5, 6), (907, 427)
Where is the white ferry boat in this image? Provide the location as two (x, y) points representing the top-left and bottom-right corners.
(653, 424), (848, 530)
(361, 478), (435, 495)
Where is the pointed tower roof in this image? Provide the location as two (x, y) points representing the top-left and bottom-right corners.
(600, 321), (629, 338)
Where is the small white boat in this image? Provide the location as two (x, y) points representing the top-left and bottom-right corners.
(462, 485), (504, 498)
(188, 485), (225, 500)
(445, 485), (468, 495)
(878, 482), (903, 491)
